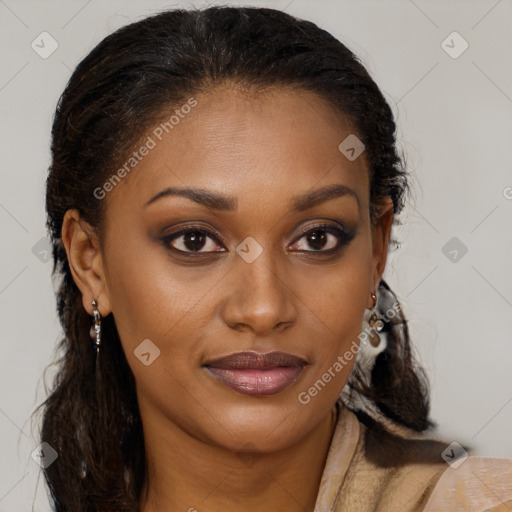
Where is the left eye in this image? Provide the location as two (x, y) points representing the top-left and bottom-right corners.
(290, 225), (349, 252)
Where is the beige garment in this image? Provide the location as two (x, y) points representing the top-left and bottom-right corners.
(314, 400), (512, 512)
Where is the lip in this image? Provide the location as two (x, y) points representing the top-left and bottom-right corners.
(203, 351), (308, 397)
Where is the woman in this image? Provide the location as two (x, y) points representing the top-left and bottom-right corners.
(36, 6), (512, 511)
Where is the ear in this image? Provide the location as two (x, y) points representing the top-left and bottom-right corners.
(366, 197), (394, 308)
(61, 209), (111, 316)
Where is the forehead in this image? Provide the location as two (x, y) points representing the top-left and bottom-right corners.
(103, 85), (369, 216)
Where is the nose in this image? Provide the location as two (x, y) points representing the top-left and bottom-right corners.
(220, 250), (298, 336)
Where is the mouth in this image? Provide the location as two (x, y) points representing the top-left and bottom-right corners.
(203, 351), (308, 397)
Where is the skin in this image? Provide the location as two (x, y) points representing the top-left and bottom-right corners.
(62, 85), (394, 511)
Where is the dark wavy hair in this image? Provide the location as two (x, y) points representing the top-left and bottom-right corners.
(33, 6), (434, 511)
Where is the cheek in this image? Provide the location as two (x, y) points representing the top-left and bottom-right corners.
(103, 234), (223, 376)
(296, 242), (373, 389)
(303, 244), (372, 335)
(103, 248), (208, 416)
(101, 234), (175, 344)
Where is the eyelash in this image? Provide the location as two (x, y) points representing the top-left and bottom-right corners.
(161, 222), (355, 256)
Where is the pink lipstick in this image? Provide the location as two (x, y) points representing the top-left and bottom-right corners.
(204, 351), (307, 397)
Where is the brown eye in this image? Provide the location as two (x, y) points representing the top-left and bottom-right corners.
(163, 228), (226, 254)
(290, 224), (354, 253)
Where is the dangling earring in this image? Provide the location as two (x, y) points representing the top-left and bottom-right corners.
(368, 291), (384, 348)
(89, 299), (102, 357)
(351, 290), (387, 385)
(356, 290), (387, 369)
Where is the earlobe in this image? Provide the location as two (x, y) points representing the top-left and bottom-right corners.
(61, 209), (111, 316)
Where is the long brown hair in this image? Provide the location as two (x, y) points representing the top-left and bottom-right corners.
(34, 6), (432, 510)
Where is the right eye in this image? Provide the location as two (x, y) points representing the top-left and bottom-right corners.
(162, 227), (227, 254)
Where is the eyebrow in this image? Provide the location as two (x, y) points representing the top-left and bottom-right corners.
(144, 183), (359, 212)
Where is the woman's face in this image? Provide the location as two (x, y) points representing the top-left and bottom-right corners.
(75, 85), (393, 453)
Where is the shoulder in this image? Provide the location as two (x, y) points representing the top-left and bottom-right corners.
(423, 456), (512, 512)
(333, 407), (512, 512)
(335, 410), (450, 511)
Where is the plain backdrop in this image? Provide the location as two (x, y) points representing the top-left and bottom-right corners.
(1, 0), (511, 509)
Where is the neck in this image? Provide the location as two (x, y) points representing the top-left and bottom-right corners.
(139, 404), (339, 512)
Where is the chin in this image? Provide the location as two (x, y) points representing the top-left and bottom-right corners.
(205, 399), (314, 452)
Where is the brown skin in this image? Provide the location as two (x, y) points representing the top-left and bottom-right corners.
(62, 86), (394, 511)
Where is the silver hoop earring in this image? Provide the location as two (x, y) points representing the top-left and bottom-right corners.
(89, 299), (102, 356)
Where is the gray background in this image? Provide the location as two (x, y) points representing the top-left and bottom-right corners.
(1, 0), (511, 509)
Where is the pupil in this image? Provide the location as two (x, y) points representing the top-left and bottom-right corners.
(185, 231), (206, 251)
(308, 230), (326, 250)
